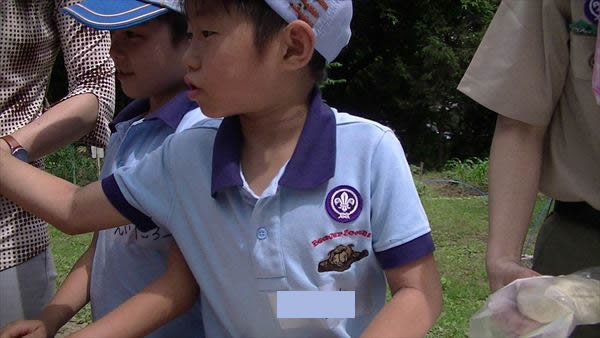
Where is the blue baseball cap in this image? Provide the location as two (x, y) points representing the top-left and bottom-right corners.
(62, 0), (183, 30)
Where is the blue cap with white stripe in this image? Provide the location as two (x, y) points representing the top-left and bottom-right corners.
(62, 0), (183, 30)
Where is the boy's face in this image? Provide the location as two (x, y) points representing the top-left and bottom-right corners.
(183, 7), (283, 118)
(110, 19), (188, 101)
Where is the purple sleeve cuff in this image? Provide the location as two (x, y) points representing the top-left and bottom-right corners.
(375, 232), (435, 269)
(101, 175), (157, 232)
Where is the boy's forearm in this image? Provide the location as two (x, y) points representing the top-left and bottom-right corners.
(70, 289), (191, 338)
(71, 242), (199, 338)
(362, 255), (442, 337)
(37, 235), (98, 335)
(0, 151), (79, 232)
(0, 151), (129, 234)
(361, 287), (440, 338)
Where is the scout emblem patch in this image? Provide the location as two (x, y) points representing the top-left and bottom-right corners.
(325, 185), (362, 223)
(585, 0), (600, 24)
(572, 0), (600, 35)
(318, 244), (368, 272)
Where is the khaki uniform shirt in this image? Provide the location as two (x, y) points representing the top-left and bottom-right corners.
(458, 0), (600, 210)
(0, 0), (115, 270)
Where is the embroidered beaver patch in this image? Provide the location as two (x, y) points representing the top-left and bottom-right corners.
(318, 244), (368, 272)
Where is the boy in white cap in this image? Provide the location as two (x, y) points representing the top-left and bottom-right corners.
(0, 1), (205, 337)
(0, 0), (443, 336)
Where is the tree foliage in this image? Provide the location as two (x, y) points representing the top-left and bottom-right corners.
(323, 0), (499, 168)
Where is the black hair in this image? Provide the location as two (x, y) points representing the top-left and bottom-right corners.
(156, 11), (189, 45)
(183, 0), (327, 83)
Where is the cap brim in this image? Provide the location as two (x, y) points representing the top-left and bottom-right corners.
(62, 0), (169, 30)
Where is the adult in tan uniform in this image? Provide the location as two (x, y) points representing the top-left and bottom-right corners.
(459, 0), (600, 336)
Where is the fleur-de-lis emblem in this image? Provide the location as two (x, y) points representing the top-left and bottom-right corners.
(334, 192), (355, 213)
(325, 185), (363, 223)
(585, 0), (600, 23)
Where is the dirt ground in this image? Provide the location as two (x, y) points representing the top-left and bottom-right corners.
(429, 182), (486, 197)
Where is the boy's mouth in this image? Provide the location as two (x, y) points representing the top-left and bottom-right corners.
(184, 77), (203, 101)
(184, 76), (199, 90)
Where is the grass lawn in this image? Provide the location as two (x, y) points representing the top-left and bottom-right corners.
(49, 183), (549, 337)
(424, 195), (489, 337)
(49, 227), (93, 324)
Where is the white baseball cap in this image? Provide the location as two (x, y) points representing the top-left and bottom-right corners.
(265, 0), (353, 63)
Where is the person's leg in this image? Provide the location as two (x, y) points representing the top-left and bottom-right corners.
(0, 262), (26, 325)
(532, 209), (600, 338)
(0, 247), (56, 326)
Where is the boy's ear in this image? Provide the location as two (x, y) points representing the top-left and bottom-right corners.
(279, 20), (315, 70)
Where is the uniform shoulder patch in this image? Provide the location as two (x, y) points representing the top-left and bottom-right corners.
(570, 20), (597, 36)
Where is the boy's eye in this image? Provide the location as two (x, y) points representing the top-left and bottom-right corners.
(185, 31), (194, 40)
(201, 31), (216, 38)
(125, 31), (139, 39)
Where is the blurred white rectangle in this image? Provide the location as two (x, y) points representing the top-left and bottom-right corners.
(276, 291), (355, 319)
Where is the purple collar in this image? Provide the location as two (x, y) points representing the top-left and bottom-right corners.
(109, 91), (197, 132)
(211, 89), (336, 197)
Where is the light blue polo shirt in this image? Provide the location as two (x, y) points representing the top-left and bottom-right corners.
(102, 90), (434, 337)
(93, 92), (206, 338)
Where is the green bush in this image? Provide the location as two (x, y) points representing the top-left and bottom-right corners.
(443, 157), (489, 191)
(45, 145), (100, 185)
(414, 179), (429, 198)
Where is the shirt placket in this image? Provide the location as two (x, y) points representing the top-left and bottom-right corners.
(249, 193), (287, 284)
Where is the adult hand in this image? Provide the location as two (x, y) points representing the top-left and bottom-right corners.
(488, 294), (544, 337)
(487, 258), (541, 292)
(0, 320), (52, 338)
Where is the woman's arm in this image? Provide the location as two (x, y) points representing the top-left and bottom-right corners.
(2, 94), (100, 162)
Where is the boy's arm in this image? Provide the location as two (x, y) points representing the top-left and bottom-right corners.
(70, 241), (200, 338)
(0, 234), (98, 338)
(361, 254), (442, 338)
(487, 115), (545, 291)
(363, 130), (441, 336)
(38, 233), (99, 334)
(0, 149), (129, 234)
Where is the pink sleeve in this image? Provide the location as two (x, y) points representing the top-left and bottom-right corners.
(593, 21), (600, 104)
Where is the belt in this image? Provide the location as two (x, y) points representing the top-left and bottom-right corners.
(554, 201), (600, 224)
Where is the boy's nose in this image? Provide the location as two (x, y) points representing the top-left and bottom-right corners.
(183, 45), (201, 72)
(109, 44), (125, 62)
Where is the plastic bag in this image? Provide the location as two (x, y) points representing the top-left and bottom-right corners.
(469, 267), (600, 338)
